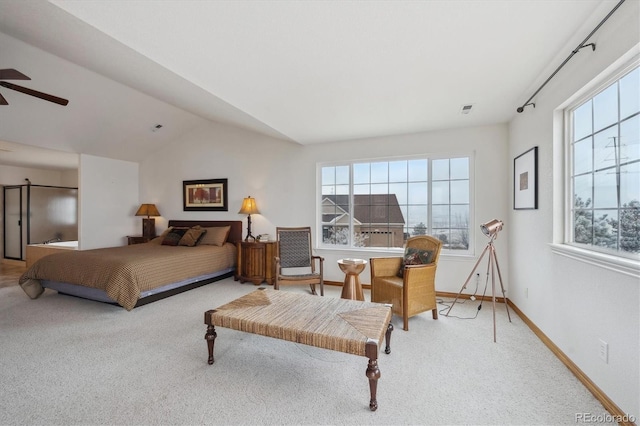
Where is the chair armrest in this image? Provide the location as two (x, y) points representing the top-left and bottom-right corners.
(403, 263), (437, 287)
(370, 257), (402, 277)
(312, 255), (324, 275)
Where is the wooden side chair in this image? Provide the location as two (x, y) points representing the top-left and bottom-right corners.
(274, 227), (324, 296)
(370, 235), (442, 330)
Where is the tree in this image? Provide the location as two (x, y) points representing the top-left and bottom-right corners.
(619, 200), (640, 253)
(413, 222), (426, 236)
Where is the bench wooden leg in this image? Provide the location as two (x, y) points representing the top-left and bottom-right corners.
(205, 324), (217, 365)
(385, 322), (393, 354)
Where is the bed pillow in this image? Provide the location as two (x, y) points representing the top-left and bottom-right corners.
(178, 226), (207, 247)
(161, 227), (189, 246)
(397, 247), (435, 278)
(149, 227), (173, 244)
(199, 226), (231, 246)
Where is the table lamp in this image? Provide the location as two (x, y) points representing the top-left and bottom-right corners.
(135, 203), (161, 239)
(238, 196), (259, 241)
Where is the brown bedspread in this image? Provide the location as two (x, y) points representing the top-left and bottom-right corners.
(19, 242), (236, 310)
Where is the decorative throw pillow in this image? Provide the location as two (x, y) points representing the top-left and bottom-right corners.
(149, 227), (173, 244)
(178, 226), (207, 247)
(161, 227), (188, 246)
(199, 226), (231, 246)
(397, 247), (435, 278)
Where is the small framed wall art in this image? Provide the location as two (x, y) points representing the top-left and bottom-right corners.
(513, 147), (538, 210)
(183, 178), (228, 211)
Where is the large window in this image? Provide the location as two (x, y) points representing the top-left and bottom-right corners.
(567, 64), (639, 258)
(319, 156), (471, 251)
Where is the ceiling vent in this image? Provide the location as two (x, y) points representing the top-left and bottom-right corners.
(460, 104), (474, 114)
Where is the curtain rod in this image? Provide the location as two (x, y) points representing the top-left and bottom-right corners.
(516, 0), (626, 113)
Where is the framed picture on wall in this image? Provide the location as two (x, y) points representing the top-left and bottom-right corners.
(513, 146), (538, 210)
(183, 178), (228, 211)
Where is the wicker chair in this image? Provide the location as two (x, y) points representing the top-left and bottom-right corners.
(274, 227), (324, 296)
(370, 235), (442, 331)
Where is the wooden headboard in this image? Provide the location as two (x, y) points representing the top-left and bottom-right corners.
(168, 220), (243, 245)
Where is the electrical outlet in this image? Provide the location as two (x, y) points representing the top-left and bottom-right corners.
(599, 339), (608, 363)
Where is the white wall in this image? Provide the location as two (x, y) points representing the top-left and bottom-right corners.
(78, 154), (139, 249)
(508, 0), (639, 418)
(140, 121), (509, 288)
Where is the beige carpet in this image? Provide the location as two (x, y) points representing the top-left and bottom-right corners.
(0, 279), (616, 425)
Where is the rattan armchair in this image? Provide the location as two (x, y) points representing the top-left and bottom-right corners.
(370, 235), (442, 331)
(274, 227), (324, 296)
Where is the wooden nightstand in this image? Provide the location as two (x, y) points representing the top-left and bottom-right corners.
(235, 241), (277, 285)
(127, 235), (150, 245)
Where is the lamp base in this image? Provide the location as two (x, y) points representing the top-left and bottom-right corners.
(142, 218), (156, 239)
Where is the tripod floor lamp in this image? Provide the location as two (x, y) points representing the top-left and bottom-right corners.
(445, 219), (511, 342)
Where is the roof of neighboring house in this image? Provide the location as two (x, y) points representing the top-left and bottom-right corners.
(322, 194), (405, 225)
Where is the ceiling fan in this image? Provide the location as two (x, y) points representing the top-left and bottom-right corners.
(0, 69), (69, 106)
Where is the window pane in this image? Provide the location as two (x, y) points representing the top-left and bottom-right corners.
(450, 157), (469, 179)
(354, 184), (369, 195)
(336, 166), (349, 185)
(322, 167), (335, 185)
(389, 161), (407, 182)
(574, 174), (592, 207)
(451, 204), (469, 228)
(620, 67), (639, 119)
(593, 169), (618, 208)
(432, 229), (450, 247)
(593, 209), (618, 249)
(390, 182), (408, 204)
(450, 180), (469, 204)
(593, 83), (618, 132)
(620, 115), (640, 163)
(449, 229), (469, 250)
(432, 205), (449, 228)
(408, 182), (427, 204)
(371, 162), (388, 183)
(354, 163), (369, 184)
(593, 126), (618, 171)
(621, 204), (640, 254)
(408, 159), (428, 181)
(432, 181), (449, 204)
(407, 205), (428, 229)
(574, 100), (592, 141)
(574, 209), (593, 245)
(432, 159), (449, 180)
(370, 184), (388, 198)
(335, 184), (349, 195)
(574, 137), (593, 175)
(620, 162), (640, 205)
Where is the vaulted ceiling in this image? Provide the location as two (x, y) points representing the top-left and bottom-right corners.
(0, 0), (624, 170)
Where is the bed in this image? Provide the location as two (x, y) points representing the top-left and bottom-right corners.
(19, 220), (242, 310)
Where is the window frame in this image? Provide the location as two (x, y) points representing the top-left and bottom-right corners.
(552, 49), (640, 277)
(316, 152), (475, 255)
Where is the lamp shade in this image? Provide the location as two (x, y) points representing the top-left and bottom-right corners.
(238, 197), (259, 215)
(135, 204), (161, 218)
(480, 219), (503, 237)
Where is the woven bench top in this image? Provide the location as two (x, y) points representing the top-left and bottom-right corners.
(206, 289), (392, 357)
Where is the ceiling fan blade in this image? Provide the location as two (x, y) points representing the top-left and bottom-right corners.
(0, 81), (68, 106)
(0, 92), (8, 105)
(0, 69), (31, 80)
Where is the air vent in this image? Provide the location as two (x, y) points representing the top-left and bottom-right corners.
(460, 104), (474, 114)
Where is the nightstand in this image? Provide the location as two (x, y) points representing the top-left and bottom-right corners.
(127, 235), (150, 245)
(235, 241), (277, 285)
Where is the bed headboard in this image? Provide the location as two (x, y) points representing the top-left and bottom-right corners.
(167, 220), (243, 245)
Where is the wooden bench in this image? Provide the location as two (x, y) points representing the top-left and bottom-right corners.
(204, 288), (393, 411)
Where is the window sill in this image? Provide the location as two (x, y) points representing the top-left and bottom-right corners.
(549, 243), (640, 278)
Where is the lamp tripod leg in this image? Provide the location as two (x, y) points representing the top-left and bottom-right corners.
(445, 243), (490, 317)
(491, 245), (511, 322)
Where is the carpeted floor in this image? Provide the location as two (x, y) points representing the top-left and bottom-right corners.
(0, 279), (616, 425)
